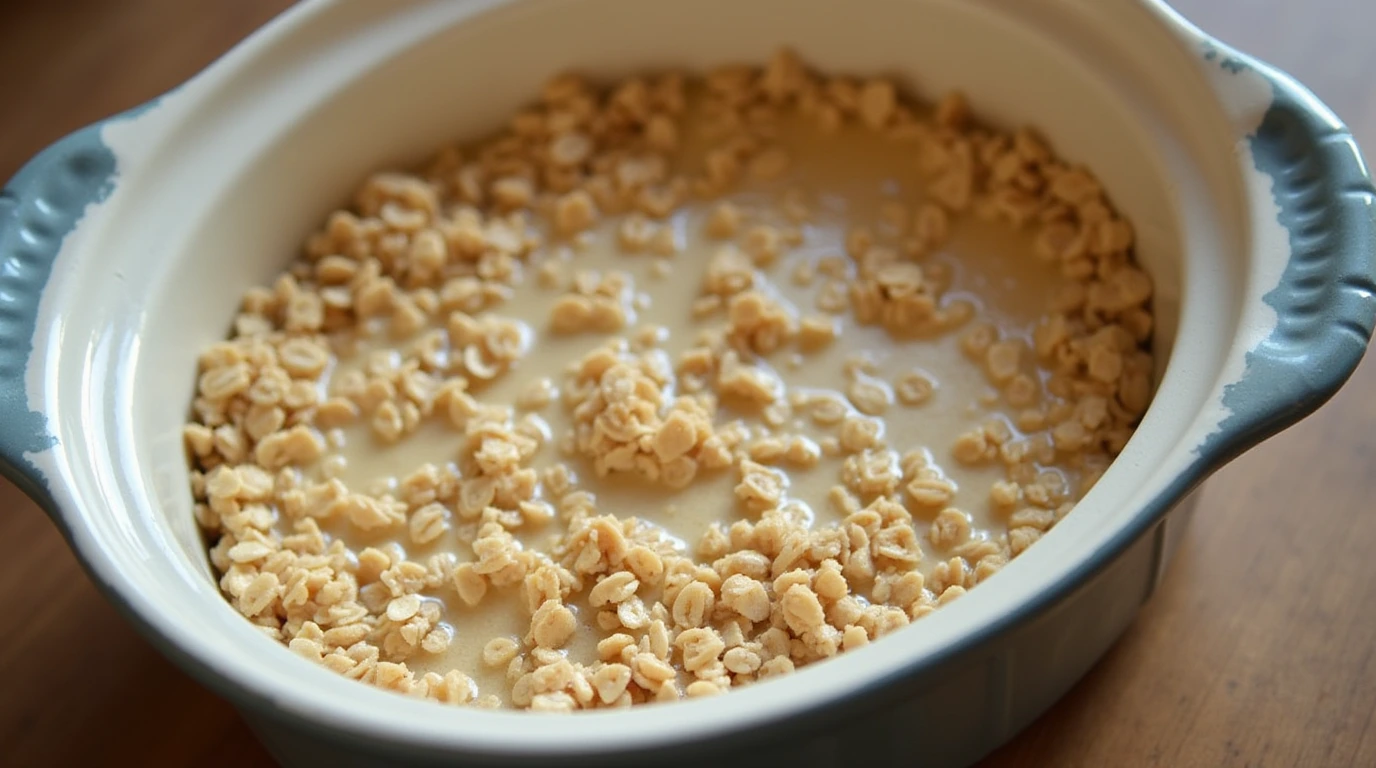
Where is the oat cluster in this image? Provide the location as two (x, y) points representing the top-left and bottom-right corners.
(187, 50), (1154, 711)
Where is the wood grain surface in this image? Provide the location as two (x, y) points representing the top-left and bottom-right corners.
(2, 1), (1373, 765)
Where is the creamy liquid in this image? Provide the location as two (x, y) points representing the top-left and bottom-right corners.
(303, 112), (1065, 695)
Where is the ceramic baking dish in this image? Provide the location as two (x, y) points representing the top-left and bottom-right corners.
(2, 0), (1372, 765)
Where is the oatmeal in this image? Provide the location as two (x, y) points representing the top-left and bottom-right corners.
(186, 50), (1154, 711)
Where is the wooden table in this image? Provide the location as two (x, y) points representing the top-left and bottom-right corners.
(2, 1), (1373, 765)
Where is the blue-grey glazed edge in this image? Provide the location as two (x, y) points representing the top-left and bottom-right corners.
(1197, 45), (1376, 466)
(0, 123), (117, 507)
(0, 99), (169, 508)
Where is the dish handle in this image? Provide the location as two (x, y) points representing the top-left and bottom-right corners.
(1201, 54), (1376, 464)
(0, 118), (123, 510)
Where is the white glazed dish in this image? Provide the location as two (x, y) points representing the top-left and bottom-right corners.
(2, 0), (1373, 766)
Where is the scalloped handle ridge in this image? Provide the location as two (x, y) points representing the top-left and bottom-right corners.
(1203, 55), (1376, 465)
(0, 121), (121, 508)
